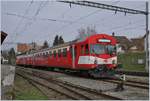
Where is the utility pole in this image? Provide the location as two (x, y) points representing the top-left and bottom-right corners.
(145, 2), (149, 71)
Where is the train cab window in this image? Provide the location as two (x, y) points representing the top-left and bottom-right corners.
(63, 48), (67, 57)
(58, 49), (61, 57)
(53, 50), (57, 57)
(81, 45), (84, 55)
(85, 44), (89, 54)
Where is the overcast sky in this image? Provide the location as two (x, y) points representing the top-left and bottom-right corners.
(1, 0), (149, 50)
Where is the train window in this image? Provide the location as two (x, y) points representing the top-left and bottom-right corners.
(63, 48), (67, 57)
(49, 51), (52, 57)
(44, 52), (47, 57)
(85, 44), (89, 54)
(81, 45), (84, 55)
(46, 52), (48, 55)
(58, 49), (61, 57)
(53, 50), (57, 57)
(70, 46), (77, 58)
(75, 46), (77, 57)
(70, 46), (72, 57)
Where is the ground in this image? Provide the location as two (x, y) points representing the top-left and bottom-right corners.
(1, 65), (15, 99)
(14, 75), (48, 100)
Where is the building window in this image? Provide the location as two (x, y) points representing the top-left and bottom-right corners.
(63, 48), (67, 57)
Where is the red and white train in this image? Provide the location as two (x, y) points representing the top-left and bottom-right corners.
(16, 34), (121, 77)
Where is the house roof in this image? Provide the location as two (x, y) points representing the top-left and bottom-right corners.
(114, 36), (131, 44)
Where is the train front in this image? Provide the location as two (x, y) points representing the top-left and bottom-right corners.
(86, 34), (120, 78)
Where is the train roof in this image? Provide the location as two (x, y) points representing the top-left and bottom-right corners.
(17, 34), (115, 56)
(37, 40), (76, 52)
(17, 40), (77, 56)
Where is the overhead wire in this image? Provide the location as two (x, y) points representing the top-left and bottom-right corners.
(12, 0), (34, 39)
(4, 12), (74, 23)
(20, 1), (48, 34)
(52, 0), (121, 33)
(2, 0), (34, 50)
(113, 24), (145, 32)
(33, 1), (121, 42)
(101, 19), (145, 32)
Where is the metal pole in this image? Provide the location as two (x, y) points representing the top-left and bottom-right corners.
(72, 45), (75, 68)
(145, 2), (149, 71)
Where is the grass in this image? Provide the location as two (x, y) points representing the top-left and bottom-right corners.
(118, 52), (146, 72)
(14, 75), (48, 100)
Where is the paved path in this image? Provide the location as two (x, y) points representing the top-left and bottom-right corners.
(1, 64), (16, 100)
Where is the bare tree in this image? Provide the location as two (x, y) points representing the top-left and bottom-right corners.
(77, 26), (97, 41)
(42, 40), (49, 49)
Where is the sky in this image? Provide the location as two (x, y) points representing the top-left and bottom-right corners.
(1, 0), (149, 51)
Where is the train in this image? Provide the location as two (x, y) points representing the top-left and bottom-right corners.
(16, 34), (122, 78)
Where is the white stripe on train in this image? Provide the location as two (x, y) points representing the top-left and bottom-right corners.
(78, 56), (117, 64)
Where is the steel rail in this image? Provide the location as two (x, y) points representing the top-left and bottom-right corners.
(16, 66), (148, 89)
(16, 72), (90, 100)
(103, 79), (149, 89)
(16, 67), (123, 100)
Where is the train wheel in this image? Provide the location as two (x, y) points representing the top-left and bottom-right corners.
(88, 66), (105, 78)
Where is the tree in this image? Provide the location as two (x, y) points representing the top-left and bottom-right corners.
(42, 40), (49, 49)
(77, 26), (97, 41)
(53, 35), (59, 46)
(59, 36), (64, 44)
(8, 48), (16, 65)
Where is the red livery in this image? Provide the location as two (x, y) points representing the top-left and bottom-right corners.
(16, 34), (120, 77)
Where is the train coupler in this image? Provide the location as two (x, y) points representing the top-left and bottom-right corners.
(115, 74), (126, 92)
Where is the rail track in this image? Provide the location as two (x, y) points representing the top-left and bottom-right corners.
(103, 79), (149, 89)
(116, 70), (149, 77)
(17, 66), (149, 89)
(16, 66), (123, 100)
